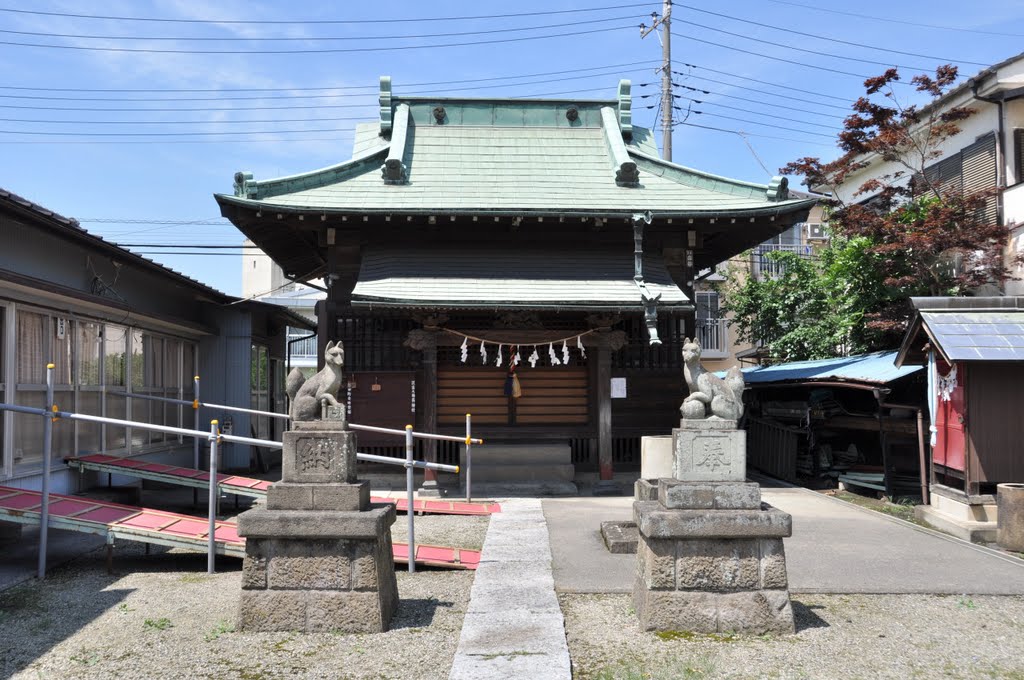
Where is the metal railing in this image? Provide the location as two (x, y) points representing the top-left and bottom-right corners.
(286, 334), (319, 359)
(113, 388), (481, 502)
(695, 317), (729, 354)
(753, 243), (813, 279)
(2, 365), (476, 577)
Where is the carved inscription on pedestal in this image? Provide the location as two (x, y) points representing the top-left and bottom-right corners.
(673, 428), (746, 482)
(695, 437), (732, 475)
(297, 439), (336, 474)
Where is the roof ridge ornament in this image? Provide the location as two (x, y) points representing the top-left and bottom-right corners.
(233, 171), (254, 198)
(767, 175), (789, 202)
(382, 103), (410, 184)
(618, 79), (633, 139)
(379, 75), (393, 136)
(601, 107), (640, 187)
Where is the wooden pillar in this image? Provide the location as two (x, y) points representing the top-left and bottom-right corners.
(596, 343), (613, 481)
(314, 299), (333, 371)
(421, 332), (439, 490)
(406, 327), (441, 495)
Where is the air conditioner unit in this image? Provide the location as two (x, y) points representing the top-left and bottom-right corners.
(806, 223), (827, 240)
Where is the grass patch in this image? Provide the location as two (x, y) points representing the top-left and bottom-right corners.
(830, 491), (929, 527)
(205, 619), (235, 641)
(589, 656), (716, 680)
(179, 573), (209, 584)
(69, 648), (102, 666)
(143, 617), (173, 631)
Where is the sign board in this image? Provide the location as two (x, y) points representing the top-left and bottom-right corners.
(611, 377), (627, 399)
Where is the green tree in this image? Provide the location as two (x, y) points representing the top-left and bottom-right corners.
(722, 64), (1021, 360)
(720, 234), (892, 362)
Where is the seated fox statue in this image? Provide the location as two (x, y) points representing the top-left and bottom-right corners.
(286, 340), (345, 421)
(680, 337), (745, 421)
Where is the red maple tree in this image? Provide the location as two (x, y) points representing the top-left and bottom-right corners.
(782, 65), (1017, 335)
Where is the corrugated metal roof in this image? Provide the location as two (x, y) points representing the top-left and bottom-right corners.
(921, 310), (1024, 361)
(351, 248), (690, 310)
(740, 351), (923, 385)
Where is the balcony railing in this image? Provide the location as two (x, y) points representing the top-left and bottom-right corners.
(695, 317), (728, 356)
(753, 243), (813, 279)
(287, 334), (318, 360)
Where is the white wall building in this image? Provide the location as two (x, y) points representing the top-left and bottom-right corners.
(831, 52), (1024, 294)
(242, 240), (325, 373)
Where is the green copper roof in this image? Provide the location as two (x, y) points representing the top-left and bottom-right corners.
(217, 77), (815, 219)
(351, 248), (690, 311)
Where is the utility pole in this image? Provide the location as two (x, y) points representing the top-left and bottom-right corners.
(640, 0), (673, 161)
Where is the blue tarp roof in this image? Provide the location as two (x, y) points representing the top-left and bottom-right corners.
(738, 351), (923, 385)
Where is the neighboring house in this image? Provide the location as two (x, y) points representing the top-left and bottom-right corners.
(828, 51), (1024, 294)
(215, 76), (817, 489)
(697, 201), (830, 371)
(242, 239), (323, 376)
(0, 188), (311, 494)
(895, 296), (1024, 542)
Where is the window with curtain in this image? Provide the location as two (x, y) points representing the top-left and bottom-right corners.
(7, 306), (200, 469)
(76, 321), (103, 453)
(104, 324), (127, 450)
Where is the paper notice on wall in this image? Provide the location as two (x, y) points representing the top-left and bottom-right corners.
(611, 377), (627, 399)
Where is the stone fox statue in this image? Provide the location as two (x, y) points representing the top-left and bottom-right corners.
(680, 337), (745, 421)
(286, 341), (345, 421)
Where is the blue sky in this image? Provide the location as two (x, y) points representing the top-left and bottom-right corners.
(2, 0), (1023, 296)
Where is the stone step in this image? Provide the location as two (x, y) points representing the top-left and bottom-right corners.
(465, 444), (572, 466)
(466, 463), (576, 484)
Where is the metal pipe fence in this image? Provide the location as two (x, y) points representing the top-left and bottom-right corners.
(1, 387), (463, 577)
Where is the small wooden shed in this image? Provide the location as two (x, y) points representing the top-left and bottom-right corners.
(895, 296), (1024, 539)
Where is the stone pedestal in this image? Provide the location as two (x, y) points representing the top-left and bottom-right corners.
(633, 420), (795, 634)
(237, 419), (399, 633)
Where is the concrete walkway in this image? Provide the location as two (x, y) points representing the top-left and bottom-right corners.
(544, 486), (1024, 594)
(448, 498), (571, 680)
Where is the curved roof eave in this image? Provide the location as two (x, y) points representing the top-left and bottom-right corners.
(214, 193), (819, 220)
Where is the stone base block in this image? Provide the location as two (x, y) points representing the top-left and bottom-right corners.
(238, 587), (396, 633)
(633, 498), (795, 635)
(633, 587), (794, 634)
(237, 505), (395, 539)
(266, 481), (369, 512)
(600, 521), (638, 554)
(634, 501), (792, 539)
(658, 480), (762, 510)
(236, 504), (399, 633)
(635, 533), (790, 592)
(673, 426), (746, 482)
(635, 479), (659, 501)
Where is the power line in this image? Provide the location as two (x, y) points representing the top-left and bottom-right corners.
(675, 63), (851, 102)
(671, 91), (839, 131)
(0, 115), (371, 125)
(759, 0), (1024, 38)
(673, 4), (990, 67)
(670, 31), (904, 82)
(0, 59), (659, 93)
(0, 126), (360, 137)
(0, 15), (635, 43)
(664, 82), (843, 120)
(673, 106), (836, 139)
(673, 18), (943, 73)
(672, 69), (851, 113)
(0, 3), (657, 26)
(0, 25), (632, 55)
(0, 69), (653, 103)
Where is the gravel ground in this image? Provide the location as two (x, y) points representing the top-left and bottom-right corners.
(0, 513), (488, 680)
(560, 592), (1024, 679)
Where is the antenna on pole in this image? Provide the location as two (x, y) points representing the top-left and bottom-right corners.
(639, 0), (673, 162)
